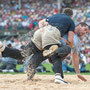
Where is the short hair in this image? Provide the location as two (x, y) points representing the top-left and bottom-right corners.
(79, 22), (89, 27)
(63, 8), (73, 16)
(7, 44), (12, 47)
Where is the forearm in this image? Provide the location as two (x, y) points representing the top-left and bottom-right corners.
(38, 19), (49, 28)
(72, 52), (80, 74)
(68, 31), (74, 48)
(38, 19), (46, 28)
(60, 37), (72, 48)
(72, 53), (87, 82)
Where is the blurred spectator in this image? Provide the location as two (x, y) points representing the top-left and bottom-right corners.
(0, 0), (89, 31)
(0, 57), (19, 73)
(62, 53), (90, 73)
(19, 54), (50, 73)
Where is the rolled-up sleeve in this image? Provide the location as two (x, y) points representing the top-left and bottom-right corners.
(71, 34), (81, 54)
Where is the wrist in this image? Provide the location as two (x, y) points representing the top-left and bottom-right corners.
(76, 73), (80, 75)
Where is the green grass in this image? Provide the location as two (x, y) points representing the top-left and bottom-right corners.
(37, 63), (90, 75)
(86, 64), (90, 70)
(43, 63), (90, 71)
(0, 63), (90, 75)
(0, 64), (24, 74)
(16, 64), (23, 70)
(39, 63), (90, 75)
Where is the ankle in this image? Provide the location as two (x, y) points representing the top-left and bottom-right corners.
(55, 73), (62, 79)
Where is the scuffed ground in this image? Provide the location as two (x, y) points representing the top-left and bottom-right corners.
(0, 74), (90, 90)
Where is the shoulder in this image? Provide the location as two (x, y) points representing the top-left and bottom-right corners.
(46, 14), (62, 19)
(73, 34), (80, 45)
(71, 34), (80, 54)
(74, 34), (80, 40)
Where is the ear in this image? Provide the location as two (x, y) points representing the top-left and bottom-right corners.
(88, 30), (90, 33)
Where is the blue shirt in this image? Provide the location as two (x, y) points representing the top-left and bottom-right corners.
(1, 57), (17, 65)
(46, 14), (75, 37)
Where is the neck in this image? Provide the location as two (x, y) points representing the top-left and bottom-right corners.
(75, 26), (79, 33)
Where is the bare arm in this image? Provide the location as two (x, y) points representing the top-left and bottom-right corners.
(60, 31), (74, 48)
(72, 52), (87, 81)
(72, 52), (80, 74)
(60, 37), (72, 47)
(68, 31), (74, 48)
(38, 19), (49, 28)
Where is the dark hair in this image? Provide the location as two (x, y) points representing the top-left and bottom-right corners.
(7, 44), (12, 47)
(79, 22), (89, 27)
(63, 8), (73, 16)
(89, 26), (90, 30)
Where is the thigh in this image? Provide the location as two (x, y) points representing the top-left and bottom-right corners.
(55, 45), (71, 58)
(50, 54), (60, 63)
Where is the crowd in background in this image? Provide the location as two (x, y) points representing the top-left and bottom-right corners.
(80, 33), (90, 63)
(0, 0), (90, 73)
(0, 0), (90, 31)
(0, 0), (57, 31)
